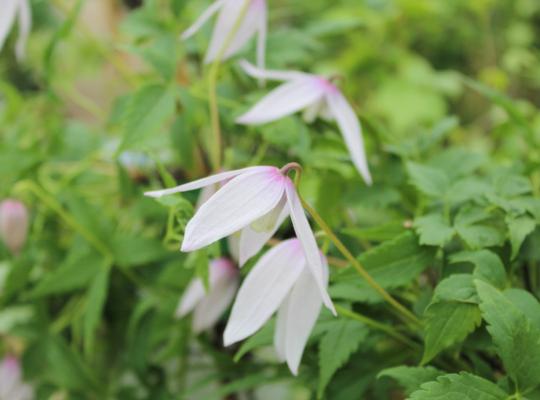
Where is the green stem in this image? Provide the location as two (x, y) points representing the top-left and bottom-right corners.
(207, 0), (252, 171)
(300, 197), (422, 327)
(335, 305), (420, 350)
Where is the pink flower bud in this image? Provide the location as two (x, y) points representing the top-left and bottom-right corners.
(0, 200), (29, 255)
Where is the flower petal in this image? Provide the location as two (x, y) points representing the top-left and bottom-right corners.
(0, 356), (21, 397)
(236, 77), (325, 125)
(255, 1), (267, 74)
(282, 256), (328, 375)
(223, 239), (305, 345)
(193, 276), (238, 333)
(325, 90), (372, 185)
(0, 0), (19, 54)
(181, 167), (285, 252)
(15, 0), (31, 61)
(285, 180), (335, 314)
(144, 166), (260, 198)
(180, 0), (226, 40)
(238, 194), (289, 266)
(273, 292), (290, 362)
(175, 279), (205, 318)
(238, 59), (308, 82)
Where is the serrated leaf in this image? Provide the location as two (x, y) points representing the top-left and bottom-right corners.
(409, 372), (508, 399)
(433, 274), (477, 304)
(475, 280), (540, 390)
(450, 250), (506, 289)
(414, 214), (454, 246)
(506, 215), (536, 259)
(318, 320), (368, 398)
(456, 224), (506, 249)
(422, 301), (481, 364)
(503, 289), (540, 330)
(406, 162), (450, 198)
(120, 84), (176, 150)
(378, 366), (444, 395)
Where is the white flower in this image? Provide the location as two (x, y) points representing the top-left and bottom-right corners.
(0, 356), (33, 400)
(224, 238), (329, 375)
(236, 60), (372, 185)
(0, 0), (31, 61)
(181, 0), (267, 68)
(176, 258), (239, 333)
(145, 165), (335, 314)
(0, 199), (29, 255)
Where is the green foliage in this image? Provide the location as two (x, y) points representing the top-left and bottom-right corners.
(378, 366), (444, 395)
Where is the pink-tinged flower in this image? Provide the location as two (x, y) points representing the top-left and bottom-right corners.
(0, 0), (31, 61)
(223, 238), (329, 375)
(176, 258), (239, 333)
(145, 165), (335, 314)
(0, 200), (29, 255)
(0, 356), (33, 400)
(236, 60), (372, 185)
(181, 0), (267, 68)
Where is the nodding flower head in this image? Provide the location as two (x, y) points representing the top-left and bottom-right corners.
(0, 355), (34, 400)
(145, 164), (335, 314)
(235, 60), (372, 185)
(0, 199), (29, 255)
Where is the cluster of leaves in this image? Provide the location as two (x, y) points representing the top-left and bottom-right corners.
(1, 0), (540, 399)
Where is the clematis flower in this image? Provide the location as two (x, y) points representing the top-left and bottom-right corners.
(0, 0), (31, 61)
(0, 356), (33, 400)
(0, 199), (29, 255)
(223, 238), (329, 375)
(176, 258), (239, 333)
(236, 60), (372, 185)
(145, 165), (335, 313)
(181, 0), (267, 68)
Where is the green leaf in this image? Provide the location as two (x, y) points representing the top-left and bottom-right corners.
(233, 322), (275, 362)
(406, 162), (450, 198)
(414, 214), (455, 246)
(422, 301), (481, 364)
(318, 320), (368, 398)
(454, 208), (506, 249)
(410, 372), (508, 399)
(432, 274), (478, 304)
(506, 215), (536, 259)
(120, 84), (176, 150)
(475, 280), (540, 390)
(83, 266), (110, 355)
(378, 366), (444, 395)
(449, 250), (506, 289)
(503, 288), (540, 329)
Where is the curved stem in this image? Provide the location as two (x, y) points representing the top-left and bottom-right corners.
(300, 197), (422, 327)
(207, 0), (252, 171)
(335, 305), (420, 350)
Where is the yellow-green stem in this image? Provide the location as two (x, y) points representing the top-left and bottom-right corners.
(300, 197), (422, 327)
(335, 305), (420, 350)
(207, 0), (252, 171)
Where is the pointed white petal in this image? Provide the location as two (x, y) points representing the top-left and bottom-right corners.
(238, 195), (288, 266)
(175, 279), (205, 318)
(0, 0), (19, 54)
(255, 1), (267, 76)
(204, 0), (241, 63)
(8, 384), (33, 400)
(15, 0), (31, 61)
(223, 239), (305, 345)
(181, 0), (226, 40)
(325, 90), (372, 185)
(236, 78), (325, 125)
(181, 167), (286, 252)
(195, 183), (219, 210)
(238, 60), (309, 82)
(227, 231), (241, 263)
(273, 292), (290, 362)
(285, 180), (335, 314)
(283, 257), (328, 375)
(193, 276), (239, 333)
(144, 166), (260, 198)
(0, 356), (21, 397)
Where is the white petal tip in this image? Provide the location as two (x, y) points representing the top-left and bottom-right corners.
(143, 191), (163, 198)
(288, 365), (299, 376)
(180, 241), (194, 252)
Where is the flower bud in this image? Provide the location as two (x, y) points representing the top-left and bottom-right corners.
(0, 200), (29, 255)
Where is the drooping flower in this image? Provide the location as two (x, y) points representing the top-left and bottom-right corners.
(236, 60), (372, 185)
(0, 199), (29, 255)
(0, 0), (31, 61)
(145, 165), (335, 314)
(0, 356), (33, 400)
(223, 238), (329, 375)
(176, 258), (239, 333)
(181, 0), (267, 68)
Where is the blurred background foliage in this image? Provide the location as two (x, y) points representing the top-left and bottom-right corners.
(0, 0), (540, 399)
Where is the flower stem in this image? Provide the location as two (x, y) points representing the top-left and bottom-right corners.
(300, 197), (422, 327)
(207, 0), (252, 171)
(335, 305), (420, 350)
